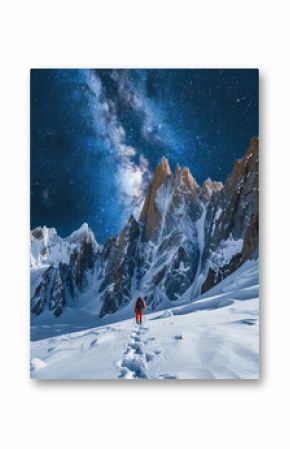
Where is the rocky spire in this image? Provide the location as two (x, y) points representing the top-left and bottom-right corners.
(201, 137), (259, 293)
(140, 157), (172, 241)
(175, 166), (199, 194)
(202, 177), (223, 201)
(225, 136), (259, 196)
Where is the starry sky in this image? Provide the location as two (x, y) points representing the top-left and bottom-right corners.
(31, 69), (258, 243)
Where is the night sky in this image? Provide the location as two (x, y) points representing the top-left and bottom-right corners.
(31, 69), (258, 243)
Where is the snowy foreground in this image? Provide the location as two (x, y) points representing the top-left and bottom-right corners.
(30, 261), (259, 380)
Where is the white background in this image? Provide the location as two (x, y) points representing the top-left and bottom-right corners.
(0, 1), (288, 448)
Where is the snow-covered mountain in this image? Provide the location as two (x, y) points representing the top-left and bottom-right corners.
(202, 136), (259, 291)
(31, 259), (259, 379)
(30, 137), (259, 320)
(30, 223), (100, 267)
(30, 223), (102, 316)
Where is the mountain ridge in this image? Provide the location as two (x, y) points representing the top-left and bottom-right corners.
(30, 137), (259, 319)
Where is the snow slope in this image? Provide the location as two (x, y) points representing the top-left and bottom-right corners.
(30, 260), (259, 379)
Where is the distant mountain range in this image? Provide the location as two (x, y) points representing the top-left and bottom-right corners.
(30, 137), (259, 319)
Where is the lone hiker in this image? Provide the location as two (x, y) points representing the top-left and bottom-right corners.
(135, 297), (146, 325)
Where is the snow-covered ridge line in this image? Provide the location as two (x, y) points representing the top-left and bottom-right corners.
(30, 138), (259, 322)
(30, 222), (101, 268)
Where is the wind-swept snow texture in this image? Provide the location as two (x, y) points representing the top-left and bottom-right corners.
(31, 260), (259, 379)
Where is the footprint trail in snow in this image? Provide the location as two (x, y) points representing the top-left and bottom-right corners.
(118, 325), (157, 379)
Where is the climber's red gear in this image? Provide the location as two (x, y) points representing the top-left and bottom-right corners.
(135, 297), (145, 324)
(135, 310), (143, 324)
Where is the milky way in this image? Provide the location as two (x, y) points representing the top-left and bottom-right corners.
(31, 69), (258, 243)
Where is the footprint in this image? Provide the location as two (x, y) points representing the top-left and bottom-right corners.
(117, 325), (154, 379)
(125, 346), (134, 355)
(121, 357), (147, 379)
(128, 342), (144, 355)
(118, 366), (135, 379)
(145, 353), (154, 362)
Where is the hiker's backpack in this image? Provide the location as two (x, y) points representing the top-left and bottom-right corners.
(136, 299), (143, 310)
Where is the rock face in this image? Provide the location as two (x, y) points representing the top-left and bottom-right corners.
(137, 159), (206, 307)
(140, 157), (172, 242)
(202, 178), (223, 201)
(30, 137), (259, 318)
(97, 215), (140, 316)
(30, 224), (101, 316)
(201, 137), (259, 291)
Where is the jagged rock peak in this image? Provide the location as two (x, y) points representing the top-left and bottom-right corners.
(157, 156), (172, 176)
(225, 136), (259, 195)
(247, 136), (259, 155)
(67, 223), (98, 248)
(31, 225), (57, 240)
(201, 137), (259, 293)
(68, 222), (89, 239)
(75, 222), (89, 233)
(202, 177), (223, 200)
(179, 166), (198, 190)
(202, 177), (223, 190)
(174, 163), (181, 176)
(140, 156), (203, 241)
(173, 162), (198, 188)
(140, 156), (172, 229)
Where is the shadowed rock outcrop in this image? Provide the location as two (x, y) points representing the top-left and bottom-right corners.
(201, 137), (259, 292)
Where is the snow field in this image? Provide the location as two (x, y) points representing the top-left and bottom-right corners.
(31, 260), (259, 379)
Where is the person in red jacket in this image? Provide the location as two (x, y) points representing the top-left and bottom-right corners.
(135, 297), (145, 325)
